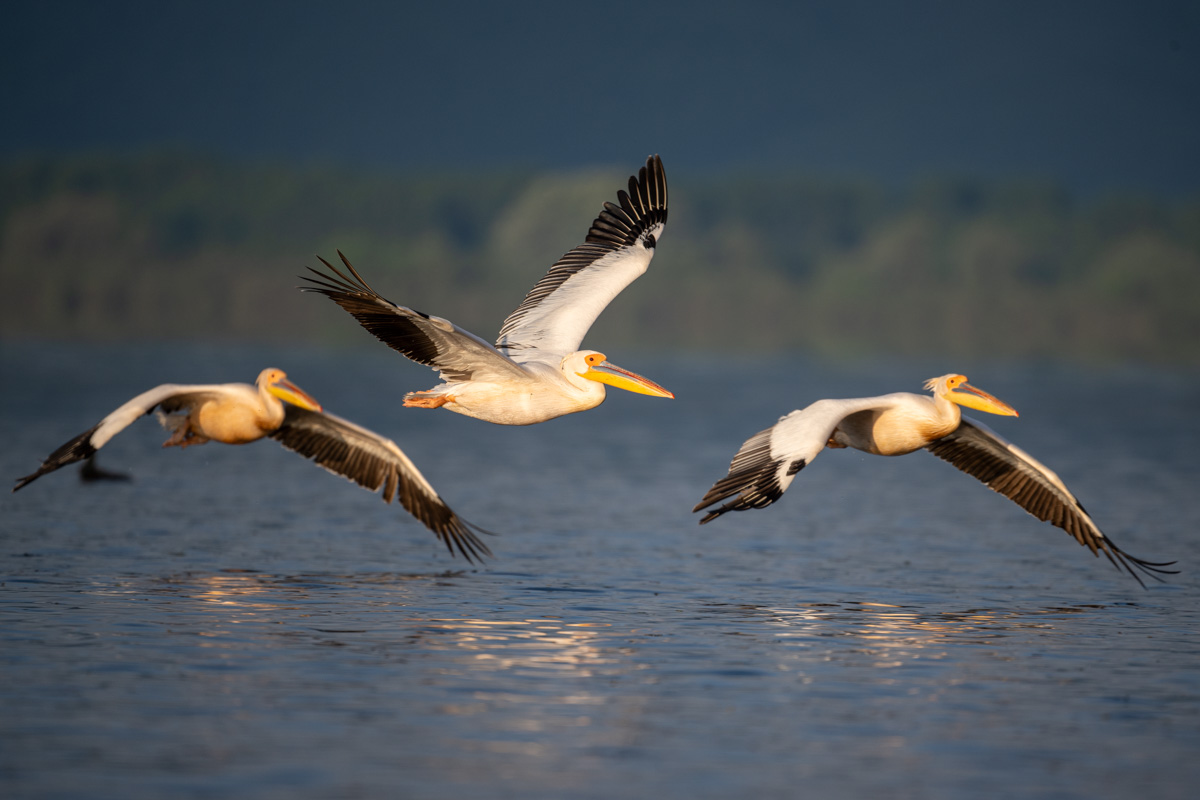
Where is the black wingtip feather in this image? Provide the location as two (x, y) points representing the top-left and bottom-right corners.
(333, 250), (381, 295)
(1097, 539), (1178, 589)
(583, 155), (668, 248)
(300, 254), (457, 369)
(495, 154), (668, 345)
(925, 428), (1176, 587)
(268, 414), (494, 563)
(13, 425), (101, 492)
(693, 430), (790, 525)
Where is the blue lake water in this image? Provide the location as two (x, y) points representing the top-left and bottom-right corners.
(2, 342), (1199, 799)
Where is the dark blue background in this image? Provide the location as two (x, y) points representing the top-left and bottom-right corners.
(4, 1), (1197, 193)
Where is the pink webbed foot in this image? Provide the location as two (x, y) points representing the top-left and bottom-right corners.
(163, 427), (205, 449)
(403, 392), (453, 409)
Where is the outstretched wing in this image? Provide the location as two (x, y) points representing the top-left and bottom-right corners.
(694, 398), (880, 524)
(13, 384), (220, 491)
(495, 154), (668, 359)
(270, 406), (493, 562)
(301, 252), (530, 385)
(925, 417), (1176, 586)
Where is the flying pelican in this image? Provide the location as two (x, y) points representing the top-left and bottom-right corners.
(301, 154), (673, 426)
(13, 368), (490, 562)
(693, 374), (1176, 586)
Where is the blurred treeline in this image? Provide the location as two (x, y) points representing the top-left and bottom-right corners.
(2, 153), (1198, 363)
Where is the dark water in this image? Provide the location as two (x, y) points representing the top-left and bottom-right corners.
(3, 342), (1199, 799)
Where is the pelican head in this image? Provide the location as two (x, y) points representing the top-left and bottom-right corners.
(568, 351), (674, 398)
(925, 374), (1018, 417)
(258, 368), (323, 412)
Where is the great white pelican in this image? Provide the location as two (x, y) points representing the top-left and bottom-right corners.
(13, 368), (490, 562)
(301, 155), (673, 426)
(693, 374), (1175, 586)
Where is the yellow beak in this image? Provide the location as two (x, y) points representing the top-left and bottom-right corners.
(268, 378), (323, 412)
(949, 382), (1018, 417)
(583, 360), (674, 398)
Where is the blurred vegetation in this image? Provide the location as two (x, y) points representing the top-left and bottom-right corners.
(2, 152), (1198, 363)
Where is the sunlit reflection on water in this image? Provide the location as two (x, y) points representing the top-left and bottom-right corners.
(760, 601), (1100, 642)
(742, 601), (1113, 673)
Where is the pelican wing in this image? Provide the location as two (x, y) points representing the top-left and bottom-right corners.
(495, 154), (668, 358)
(270, 406), (492, 562)
(694, 397), (882, 523)
(925, 417), (1176, 586)
(13, 384), (223, 492)
(301, 252), (530, 384)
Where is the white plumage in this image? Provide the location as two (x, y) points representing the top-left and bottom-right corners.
(302, 155), (673, 426)
(695, 374), (1175, 586)
(14, 368), (489, 561)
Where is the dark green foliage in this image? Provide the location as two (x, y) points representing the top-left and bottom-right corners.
(2, 153), (1197, 363)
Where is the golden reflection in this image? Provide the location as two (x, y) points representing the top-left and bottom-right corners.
(407, 618), (621, 738)
(411, 617), (616, 678)
(155, 571), (307, 607)
(143, 570), (432, 608)
(128, 571), (1110, 686)
(752, 601), (1106, 667)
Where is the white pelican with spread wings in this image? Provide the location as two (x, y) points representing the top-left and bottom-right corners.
(14, 368), (490, 561)
(694, 374), (1175, 586)
(302, 155), (673, 426)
